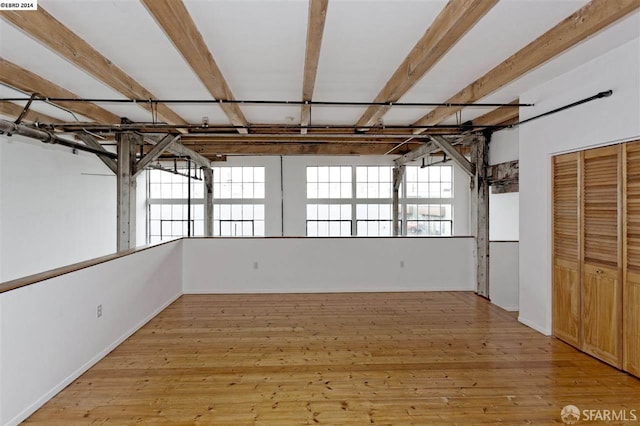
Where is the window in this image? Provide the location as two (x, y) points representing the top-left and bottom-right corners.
(404, 203), (452, 236)
(401, 165), (453, 236)
(148, 168), (204, 244)
(214, 204), (265, 237)
(307, 166), (352, 199)
(356, 204), (392, 236)
(405, 165), (453, 198)
(306, 166), (352, 237)
(355, 166), (394, 236)
(149, 204), (204, 242)
(356, 166), (392, 198)
(148, 165), (266, 242)
(212, 166), (265, 237)
(149, 168), (204, 199)
(213, 166), (265, 199)
(306, 204), (351, 236)
(304, 164), (453, 237)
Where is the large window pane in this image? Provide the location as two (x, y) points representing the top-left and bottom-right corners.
(405, 165), (453, 199)
(355, 204), (393, 236)
(356, 166), (392, 199)
(212, 166), (265, 200)
(403, 203), (453, 236)
(306, 203), (351, 237)
(149, 165), (265, 242)
(307, 166), (352, 199)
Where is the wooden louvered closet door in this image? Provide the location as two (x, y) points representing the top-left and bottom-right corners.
(624, 141), (640, 376)
(552, 153), (581, 347)
(582, 145), (622, 368)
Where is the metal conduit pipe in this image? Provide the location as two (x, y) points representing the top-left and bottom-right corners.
(39, 123), (503, 132)
(0, 119), (118, 159)
(0, 96), (533, 108)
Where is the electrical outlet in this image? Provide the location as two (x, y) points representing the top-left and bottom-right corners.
(400, 260), (405, 268)
(253, 261), (259, 270)
(97, 304), (102, 318)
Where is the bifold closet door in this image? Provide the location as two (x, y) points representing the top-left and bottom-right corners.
(552, 152), (581, 347)
(582, 145), (622, 368)
(624, 141), (640, 376)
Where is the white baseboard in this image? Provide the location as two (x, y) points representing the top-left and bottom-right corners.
(6, 292), (182, 426)
(183, 286), (475, 294)
(493, 304), (519, 312)
(518, 315), (552, 336)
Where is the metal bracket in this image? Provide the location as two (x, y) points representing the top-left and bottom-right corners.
(14, 93), (37, 125)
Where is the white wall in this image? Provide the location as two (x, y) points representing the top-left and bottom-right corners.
(490, 192), (519, 241)
(490, 241), (519, 311)
(0, 138), (3, 282)
(0, 291), (3, 424)
(488, 127), (520, 242)
(489, 127), (519, 166)
(0, 240), (183, 426)
(487, 126), (520, 311)
(0, 135), (116, 281)
(519, 37), (640, 335)
(183, 237), (475, 294)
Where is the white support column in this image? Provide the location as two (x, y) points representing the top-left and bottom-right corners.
(392, 165), (405, 236)
(202, 166), (214, 237)
(471, 134), (490, 298)
(117, 132), (139, 251)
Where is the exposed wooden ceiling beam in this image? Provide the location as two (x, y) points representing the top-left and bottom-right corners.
(472, 99), (519, 127)
(355, 0), (498, 130)
(141, 0), (249, 134)
(0, 58), (119, 123)
(0, 7), (188, 128)
(143, 134), (211, 169)
(134, 134), (181, 177)
(181, 136), (416, 145)
(76, 134), (118, 174)
(300, 0), (329, 135)
(412, 0), (640, 132)
(430, 135), (474, 176)
(0, 101), (62, 124)
(394, 141), (438, 166)
(182, 142), (423, 156)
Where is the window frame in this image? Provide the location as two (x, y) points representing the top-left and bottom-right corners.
(304, 164), (454, 237)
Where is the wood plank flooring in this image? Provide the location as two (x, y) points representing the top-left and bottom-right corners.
(25, 292), (640, 425)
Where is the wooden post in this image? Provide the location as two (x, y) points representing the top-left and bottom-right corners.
(117, 132), (139, 251)
(202, 166), (214, 237)
(471, 134), (490, 298)
(392, 165), (405, 236)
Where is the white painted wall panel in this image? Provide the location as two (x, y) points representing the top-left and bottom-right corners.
(488, 127), (520, 242)
(490, 242), (519, 311)
(490, 192), (519, 242)
(0, 135), (116, 281)
(0, 240), (182, 426)
(519, 37), (640, 335)
(182, 237), (475, 294)
(489, 127), (519, 165)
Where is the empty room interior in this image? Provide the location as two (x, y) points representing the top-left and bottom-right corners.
(0, 0), (639, 424)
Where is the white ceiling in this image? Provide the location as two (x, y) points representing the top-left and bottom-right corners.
(0, 0), (638, 128)
(383, 0), (590, 124)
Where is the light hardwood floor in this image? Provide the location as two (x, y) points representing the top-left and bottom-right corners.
(25, 292), (640, 425)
